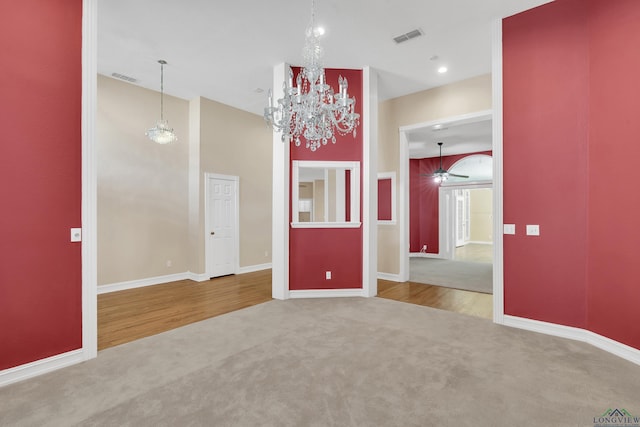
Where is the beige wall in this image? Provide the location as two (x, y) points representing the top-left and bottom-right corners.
(470, 189), (493, 243)
(98, 76), (272, 286)
(197, 97), (272, 272)
(97, 72), (490, 284)
(97, 75), (190, 285)
(377, 74), (492, 275)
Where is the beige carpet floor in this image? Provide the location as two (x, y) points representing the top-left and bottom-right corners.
(410, 257), (493, 293)
(2, 297), (639, 426)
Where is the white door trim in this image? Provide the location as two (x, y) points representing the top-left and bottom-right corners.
(204, 173), (240, 278)
(81, 0), (98, 363)
(439, 183), (493, 260)
(398, 109), (493, 282)
(491, 18), (505, 323)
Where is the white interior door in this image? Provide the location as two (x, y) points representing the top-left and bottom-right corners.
(207, 176), (237, 278)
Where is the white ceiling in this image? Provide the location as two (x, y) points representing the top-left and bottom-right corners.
(407, 118), (493, 159)
(98, 0), (552, 152)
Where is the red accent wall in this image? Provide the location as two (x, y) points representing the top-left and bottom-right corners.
(587, 0), (640, 348)
(289, 68), (363, 290)
(409, 152), (491, 254)
(503, 0), (640, 349)
(377, 178), (392, 221)
(0, 0), (83, 370)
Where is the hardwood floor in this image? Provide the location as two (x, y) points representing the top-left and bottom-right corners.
(98, 270), (272, 350)
(98, 270), (493, 351)
(377, 280), (493, 320)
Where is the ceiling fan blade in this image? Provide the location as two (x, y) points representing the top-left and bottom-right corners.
(448, 173), (469, 178)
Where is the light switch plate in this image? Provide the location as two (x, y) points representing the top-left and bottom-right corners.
(70, 228), (82, 242)
(526, 225), (540, 236)
(503, 224), (516, 235)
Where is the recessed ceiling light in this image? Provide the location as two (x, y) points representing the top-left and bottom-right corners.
(438, 66), (448, 74)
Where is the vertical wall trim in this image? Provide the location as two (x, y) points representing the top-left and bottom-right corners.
(491, 18), (505, 324)
(362, 67), (378, 296)
(82, 0), (98, 361)
(188, 98), (203, 274)
(271, 63), (290, 300)
(398, 131), (410, 282)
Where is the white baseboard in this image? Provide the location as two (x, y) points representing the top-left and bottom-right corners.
(503, 315), (640, 366)
(99, 264), (274, 294)
(238, 262), (272, 274)
(187, 272), (209, 282)
(289, 289), (365, 299)
(377, 272), (402, 282)
(410, 252), (441, 258)
(467, 241), (492, 245)
(0, 349), (85, 388)
(97, 272), (191, 294)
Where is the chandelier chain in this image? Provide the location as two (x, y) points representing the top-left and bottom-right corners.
(264, 0), (360, 151)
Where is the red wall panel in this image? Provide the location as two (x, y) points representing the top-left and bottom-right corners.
(377, 178), (392, 221)
(0, 0), (83, 370)
(289, 68), (363, 290)
(409, 152), (491, 254)
(503, 0), (589, 329)
(587, 0), (640, 349)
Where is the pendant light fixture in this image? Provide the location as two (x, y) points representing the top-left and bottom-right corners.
(146, 59), (178, 144)
(264, 0), (360, 152)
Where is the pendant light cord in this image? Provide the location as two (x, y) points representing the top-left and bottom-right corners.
(158, 60), (167, 121)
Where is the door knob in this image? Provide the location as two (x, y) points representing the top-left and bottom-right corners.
(210, 231), (215, 235)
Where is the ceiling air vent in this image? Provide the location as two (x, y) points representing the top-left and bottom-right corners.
(111, 72), (137, 83)
(393, 29), (423, 44)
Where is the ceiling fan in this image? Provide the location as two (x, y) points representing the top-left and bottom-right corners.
(426, 142), (469, 183)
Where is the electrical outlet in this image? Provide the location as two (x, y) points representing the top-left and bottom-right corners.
(70, 228), (82, 242)
(526, 224), (540, 236)
(503, 224), (516, 235)
(325, 271), (331, 280)
(264, 251), (269, 257)
(166, 260), (172, 267)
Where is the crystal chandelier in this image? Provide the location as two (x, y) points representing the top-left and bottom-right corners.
(264, 0), (360, 152)
(146, 60), (178, 144)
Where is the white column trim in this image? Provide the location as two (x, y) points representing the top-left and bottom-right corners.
(81, 0), (98, 362)
(362, 66), (378, 297)
(491, 17), (505, 324)
(271, 63), (290, 300)
(398, 131), (410, 282)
